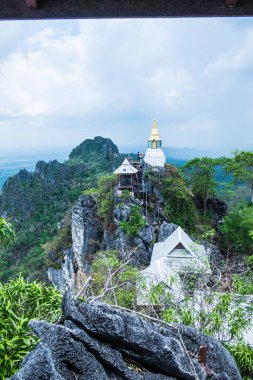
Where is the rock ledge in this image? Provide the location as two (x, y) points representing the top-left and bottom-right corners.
(10, 294), (241, 380)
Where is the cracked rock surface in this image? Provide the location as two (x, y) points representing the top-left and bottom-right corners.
(10, 293), (241, 380)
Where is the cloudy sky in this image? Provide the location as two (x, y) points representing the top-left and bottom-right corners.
(0, 17), (252, 157)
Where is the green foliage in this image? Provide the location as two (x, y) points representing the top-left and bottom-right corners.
(90, 250), (138, 309)
(69, 136), (119, 163)
(221, 205), (253, 254)
(118, 189), (131, 203)
(43, 211), (72, 268)
(0, 146), (122, 282)
(0, 218), (15, 247)
(224, 150), (253, 207)
(226, 341), (253, 377)
(193, 224), (216, 244)
(162, 165), (199, 230)
(144, 164), (199, 231)
(233, 273), (253, 295)
(147, 283), (249, 343)
(119, 204), (145, 236)
(0, 276), (61, 379)
(145, 281), (251, 377)
(143, 273), (253, 378)
(96, 175), (118, 223)
(84, 175), (118, 224)
(247, 255), (253, 268)
(184, 157), (218, 219)
(82, 188), (98, 196)
(82, 174), (117, 224)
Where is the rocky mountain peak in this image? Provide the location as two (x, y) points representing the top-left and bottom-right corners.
(69, 136), (119, 162)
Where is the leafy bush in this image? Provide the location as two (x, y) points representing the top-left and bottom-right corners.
(83, 175), (118, 224)
(226, 341), (253, 377)
(0, 277), (61, 379)
(96, 175), (118, 223)
(0, 218), (15, 247)
(147, 283), (250, 343)
(221, 205), (253, 254)
(141, 277), (253, 378)
(119, 204), (145, 236)
(233, 273), (253, 295)
(144, 164), (199, 231)
(89, 250), (138, 309)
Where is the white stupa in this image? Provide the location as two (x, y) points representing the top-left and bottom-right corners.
(144, 119), (166, 168)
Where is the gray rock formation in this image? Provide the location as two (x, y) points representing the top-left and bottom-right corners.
(158, 222), (178, 242)
(72, 195), (104, 269)
(10, 294), (242, 380)
(47, 249), (75, 293)
(48, 192), (184, 291)
(48, 195), (105, 291)
(105, 199), (157, 266)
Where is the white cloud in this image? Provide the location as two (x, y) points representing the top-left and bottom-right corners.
(0, 18), (252, 154)
(0, 24), (103, 118)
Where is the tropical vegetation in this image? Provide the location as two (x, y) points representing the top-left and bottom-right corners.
(0, 141), (253, 378)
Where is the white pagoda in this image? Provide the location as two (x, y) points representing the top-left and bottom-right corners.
(138, 226), (211, 304)
(144, 119), (166, 168)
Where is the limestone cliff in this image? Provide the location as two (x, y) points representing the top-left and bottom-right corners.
(47, 193), (180, 292)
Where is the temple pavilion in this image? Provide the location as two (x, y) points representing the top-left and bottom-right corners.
(138, 226), (211, 305)
(113, 158), (138, 191)
(144, 119), (166, 168)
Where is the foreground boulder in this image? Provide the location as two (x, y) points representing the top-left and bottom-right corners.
(11, 294), (241, 380)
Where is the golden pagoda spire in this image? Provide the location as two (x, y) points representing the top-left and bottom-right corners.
(149, 118), (160, 141)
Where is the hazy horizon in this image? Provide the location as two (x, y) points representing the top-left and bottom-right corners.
(0, 140), (247, 162)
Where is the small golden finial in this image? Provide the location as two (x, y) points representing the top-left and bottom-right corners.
(149, 118), (160, 141)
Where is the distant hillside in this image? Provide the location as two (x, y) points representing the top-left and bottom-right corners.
(0, 137), (123, 282)
(0, 160), (36, 191)
(163, 146), (213, 160)
(166, 157), (187, 167)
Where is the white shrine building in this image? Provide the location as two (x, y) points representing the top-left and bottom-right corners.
(138, 226), (211, 304)
(144, 119), (166, 168)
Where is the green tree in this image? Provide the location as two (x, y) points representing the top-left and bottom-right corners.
(224, 152), (248, 208)
(233, 151), (253, 205)
(184, 157), (218, 219)
(221, 205), (253, 254)
(145, 164), (199, 230)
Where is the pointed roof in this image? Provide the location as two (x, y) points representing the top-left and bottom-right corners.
(149, 119), (161, 141)
(150, 226), (207, 264)
(113, 158), (138, 175)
